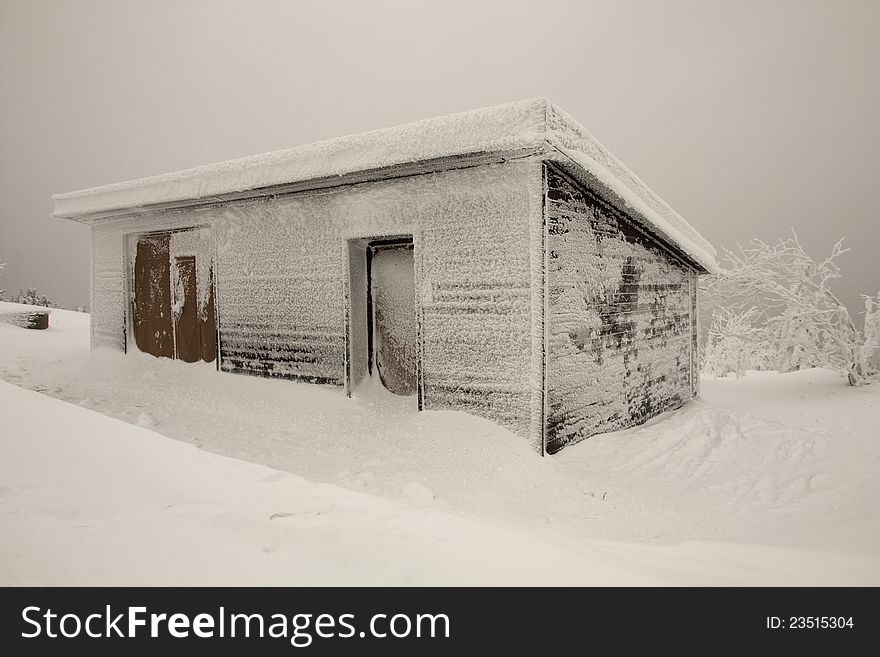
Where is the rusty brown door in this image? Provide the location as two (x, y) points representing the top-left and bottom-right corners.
(199, 266), (217, 363)
(369, 241), (417, 396)
(133, 234), (174, 358)
(133, 229), (217, 363)
(172, 256), (200, 363)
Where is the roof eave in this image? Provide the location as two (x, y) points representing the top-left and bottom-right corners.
(544, 145), (718, 275)
(53, 145), (551, 224)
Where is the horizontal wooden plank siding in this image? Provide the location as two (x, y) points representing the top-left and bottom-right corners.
(421, 281), (532, 432)
(545, 164), (695, 453)
(212, 197), (345, 385)
(411, 165), (537, 439)
(89, 161), (542, 444)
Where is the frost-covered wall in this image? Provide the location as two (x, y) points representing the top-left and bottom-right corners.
(545, 164), (696, 453)
(212, 195), (344, 384)
(90, 161), (543, 442)
(91, 226), (127, 351)
(410, 164), (539, 440)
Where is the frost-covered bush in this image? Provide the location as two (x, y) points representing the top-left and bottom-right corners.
(702, 308), (774, 379)
(701, 231), (877, 386)
(10, 287), (55, 308)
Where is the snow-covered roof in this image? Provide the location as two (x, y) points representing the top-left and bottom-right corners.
(52, 97), (717, 272)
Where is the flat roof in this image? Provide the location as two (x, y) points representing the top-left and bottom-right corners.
(52, 97), (717, 273)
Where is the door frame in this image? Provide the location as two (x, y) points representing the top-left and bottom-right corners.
(344, 232), (423, 409)
(124, 225), (219, 369)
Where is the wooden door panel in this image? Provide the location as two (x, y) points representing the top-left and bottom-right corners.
(199, 265), (217, 363)
(173, 256), (199, 363)
(133, 234), (173, 358)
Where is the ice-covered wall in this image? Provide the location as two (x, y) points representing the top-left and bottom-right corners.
(91, 226), (127, 351)
(211, 195), (344, 384)
(545, 164), (696, 453)
(407, 164), (539, 440)
(90, 161), (543, 442)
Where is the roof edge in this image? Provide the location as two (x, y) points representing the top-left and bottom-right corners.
(52, 97), (552, 220)
(53, 146), (550, 223)
(547, 150), (717, 274)
(51, 96), (717, 273)
(542, 101), (718, 273)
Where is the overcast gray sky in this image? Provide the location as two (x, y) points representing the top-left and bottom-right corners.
(1, 0), (877, 313)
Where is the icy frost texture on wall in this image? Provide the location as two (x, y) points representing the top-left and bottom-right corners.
(409, 165), (536, 437)
(91, 161), (541, 441)
(545, 165), (695, 453)
(91, 226), (126, 350)
(213, 161), (538, 436)
(213, 194), (345, 384)
(545, 103), (716, 273)
(333, 161), (538, 437)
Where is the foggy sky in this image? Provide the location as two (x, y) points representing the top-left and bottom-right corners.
(1, 0), (877, 314)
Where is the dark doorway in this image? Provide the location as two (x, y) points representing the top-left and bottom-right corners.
(133, 233), (174, 358)
(368, 239), (416, 396)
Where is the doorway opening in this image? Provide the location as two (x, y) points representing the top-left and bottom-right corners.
(346, 235), (419, 401)
(129, 227), (217, 363)
(368, 239), (416, 395)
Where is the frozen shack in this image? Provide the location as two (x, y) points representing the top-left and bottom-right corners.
(52, 98), (718, 454)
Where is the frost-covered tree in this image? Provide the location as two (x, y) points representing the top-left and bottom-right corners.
(702, 307), (772, 379)
(702, 231), (875, 385)
(862, 293), (880, 376)
(12, 286), (55, 308)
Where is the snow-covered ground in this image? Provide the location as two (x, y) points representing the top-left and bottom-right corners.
(1, 303), (878, 585)
(0, 301), (54, 315)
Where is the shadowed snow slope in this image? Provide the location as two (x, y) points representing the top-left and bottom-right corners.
(0, 380), (679, 586)
(1, 308), (878, 584)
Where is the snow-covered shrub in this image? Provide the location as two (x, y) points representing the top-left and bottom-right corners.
(10, 287), (55, 308)
(702, 231), (876, 386)
(702, 308), (773, 379)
